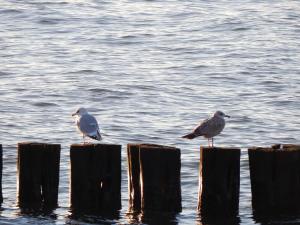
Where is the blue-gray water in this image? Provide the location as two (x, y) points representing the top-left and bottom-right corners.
(1, 0), (300, 224)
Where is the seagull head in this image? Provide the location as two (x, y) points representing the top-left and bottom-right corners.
(72, 107), (88, 117)
(214, 111), (230, 118)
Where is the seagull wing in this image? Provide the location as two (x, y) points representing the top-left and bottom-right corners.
(193, 118), (213, 136)
(194, 116), (225, 138)
(78, 114), (100, 136)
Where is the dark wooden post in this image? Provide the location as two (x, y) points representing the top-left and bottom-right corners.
(70, 143), (121, 213)
(127, 144), (182, 213)
(0, 144), (2, 205)
(127, 144), (141, 212)
(248, 144), (300, 216)
(17, 142), (60, 209)
(42, 144), (61, 208)
(198, 147), (240, 218)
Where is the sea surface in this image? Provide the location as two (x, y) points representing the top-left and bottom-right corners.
(0, 0), (300, 224)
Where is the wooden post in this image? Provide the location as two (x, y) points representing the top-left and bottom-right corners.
(198, 147), (240, 218)
(70, 143), (121, 213)
(17, 142), (60, 209)
(127, 144), (182, 213)
(127, 144), (141, 212)
(0, 144), (2, 205)
(248, 144), (300, 216)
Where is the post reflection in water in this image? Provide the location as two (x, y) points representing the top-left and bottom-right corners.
(66, 209), (120, 224)
(126, 210), (179, 225)
(15, 207), (58, 223)
(196, 213), (241, 225)
(252, 211), (300, 225)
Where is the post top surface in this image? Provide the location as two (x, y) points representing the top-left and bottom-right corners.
(128, 143), (179, 151)
(201, 146), (240, 151)
(71, 143), (121, 149)
(18, 142), (60, 147)
(249, 144), (300, 152)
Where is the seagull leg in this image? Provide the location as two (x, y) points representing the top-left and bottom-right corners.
(207, 138), (210, 147)
(212, 138), (214, 147)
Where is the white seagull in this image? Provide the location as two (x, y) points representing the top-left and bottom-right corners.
(182, 111), (230, 147)
(72, 107), (102, 143)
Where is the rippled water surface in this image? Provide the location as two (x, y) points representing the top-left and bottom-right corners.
(0, 0), (300, 224)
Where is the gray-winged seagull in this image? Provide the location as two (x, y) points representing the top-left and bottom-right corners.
(72, 107), (102, 143)
(182, 111), (230, 147)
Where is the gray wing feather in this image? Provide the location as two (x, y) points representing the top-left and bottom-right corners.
(193, 117), (225, 137)
(78, 114), (100, 135)
(193, 118), (211, 136)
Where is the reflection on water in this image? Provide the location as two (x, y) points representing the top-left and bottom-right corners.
(126, 210), (179, 225)
(14, 207), (58, 224)
(197, 213), (241, 225)
(67, 209), (120, 224)
(18, 208), (57, 217)
(253, 212), (300, 225)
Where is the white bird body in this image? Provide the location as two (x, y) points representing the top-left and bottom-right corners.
(182, 111), (230, 147)
(72, 108), (102, 142)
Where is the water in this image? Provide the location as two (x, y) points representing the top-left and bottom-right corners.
(0, 0), (300, 224)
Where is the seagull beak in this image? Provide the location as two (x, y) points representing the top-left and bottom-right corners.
(72, 113), (76, 117)
(225, 115), (230, 118)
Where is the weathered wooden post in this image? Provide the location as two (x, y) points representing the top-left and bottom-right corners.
(249, 144), (300, 216)
(17, 142), (60, 209)
(0, 144), (2, 204)
(127, 144), (182, 213)
(127, 144), (141, 211)
(198, 147), (240, 218)
(70, 143), (121, 213)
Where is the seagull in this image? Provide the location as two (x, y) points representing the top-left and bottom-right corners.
(182, 111), (230, 147)
(72, 107), (102, 143)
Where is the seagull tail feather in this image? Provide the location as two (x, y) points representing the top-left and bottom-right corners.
(182, 133), (196, 139)
(89, 130), (102, 141)
(96, 130), (102, 141)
